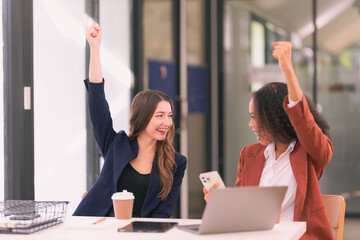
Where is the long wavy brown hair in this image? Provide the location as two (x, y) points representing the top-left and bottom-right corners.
(253, 82), (330, 143)
(128, 89), (176, 201)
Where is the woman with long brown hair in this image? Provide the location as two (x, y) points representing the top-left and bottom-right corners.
(73, 24), (187, 218)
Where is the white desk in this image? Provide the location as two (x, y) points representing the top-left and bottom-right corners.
(0, 216), (306, 240)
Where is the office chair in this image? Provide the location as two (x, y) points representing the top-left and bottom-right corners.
(322, 194), (346, 240)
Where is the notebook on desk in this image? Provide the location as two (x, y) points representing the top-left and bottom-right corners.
(178, 186), (287, 235)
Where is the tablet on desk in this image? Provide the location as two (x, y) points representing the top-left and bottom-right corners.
(118, 221), (177, 233)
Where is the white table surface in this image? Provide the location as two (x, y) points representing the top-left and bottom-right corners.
(0, 216), (306, 240)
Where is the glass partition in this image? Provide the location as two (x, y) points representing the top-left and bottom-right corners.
(223, 0), (360, 215)
(317, 46), (360, 214)
(186, 0), (207, 219)
(143, 0), (208, 218)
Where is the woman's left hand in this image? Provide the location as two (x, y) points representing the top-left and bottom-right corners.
(272, 41), (302, 101)
(272, 41), (294, 74)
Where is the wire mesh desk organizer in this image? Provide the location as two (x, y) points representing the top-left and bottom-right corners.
(0, 200), (69, 234)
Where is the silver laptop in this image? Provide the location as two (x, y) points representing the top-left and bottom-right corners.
(178, 186), (287, 235)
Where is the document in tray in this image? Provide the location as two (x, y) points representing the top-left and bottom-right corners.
(0, 200), (69, 234)
(0, 214), (60, 233)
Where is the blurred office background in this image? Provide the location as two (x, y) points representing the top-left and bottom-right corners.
(0, 0), (360, 238)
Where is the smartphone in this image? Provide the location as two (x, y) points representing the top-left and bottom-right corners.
(199, 171), (226, 191)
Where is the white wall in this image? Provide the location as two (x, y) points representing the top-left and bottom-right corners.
(33, 0), (131, 215)
(33, 0), (87, 213)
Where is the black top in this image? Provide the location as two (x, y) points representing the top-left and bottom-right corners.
(107, 163), (151, 217)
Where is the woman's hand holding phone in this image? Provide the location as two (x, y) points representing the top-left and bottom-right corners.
(199, 171), (226, 202)
(202, 182), (219, 202)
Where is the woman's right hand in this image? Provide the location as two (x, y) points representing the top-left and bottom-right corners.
(85, 23), (102, 50)
(203, 182), (219, 203)
(86, 24), (103, 83)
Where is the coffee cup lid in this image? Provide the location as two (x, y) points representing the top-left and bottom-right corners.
(111, 190), (134, 200)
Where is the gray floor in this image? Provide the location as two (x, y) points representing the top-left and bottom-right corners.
(343, 218), (360, 240)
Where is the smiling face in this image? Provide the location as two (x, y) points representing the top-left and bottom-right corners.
(129, 89), (175, 143)
(248, 97), (273, 146)
(141, 100), (173, 141)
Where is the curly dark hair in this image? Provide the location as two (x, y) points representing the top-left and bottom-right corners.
(252, 82), (330, 144)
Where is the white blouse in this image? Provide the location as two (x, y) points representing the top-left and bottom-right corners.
(259, 95), (303, 222)
(259, 140), (297, 221)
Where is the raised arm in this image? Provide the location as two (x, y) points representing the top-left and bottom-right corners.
(84, 24), (116, 156)
(272, 41), (302, 101)
(273, 41), (333, 176)
(85, 24), (103, 83)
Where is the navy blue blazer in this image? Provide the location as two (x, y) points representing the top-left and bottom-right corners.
(73, 80), (187, 218)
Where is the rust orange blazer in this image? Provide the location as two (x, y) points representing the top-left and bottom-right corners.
(235, 95), (334, 240)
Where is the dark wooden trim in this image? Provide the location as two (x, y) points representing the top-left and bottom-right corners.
(85, 0), (100, 190)
(172, 0), (181, 218)
(131, 0), (144, 98)
(217, 0), (224, 176)
(3, 0), (34, 200)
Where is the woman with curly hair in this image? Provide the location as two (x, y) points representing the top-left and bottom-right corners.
(204, 42), (333, 239)
(73, 24), (187, 218)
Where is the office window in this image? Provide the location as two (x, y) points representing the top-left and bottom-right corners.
(265, 22), (289, 64)
(186, 0), (207, 219)
(223, 3), (253, 186)
(318, 45), (360, 214)
(98, 0), (131, 164)
(250, 20), (265, 68)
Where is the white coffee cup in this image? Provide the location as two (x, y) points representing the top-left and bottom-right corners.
(111, 190), (135, 219)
